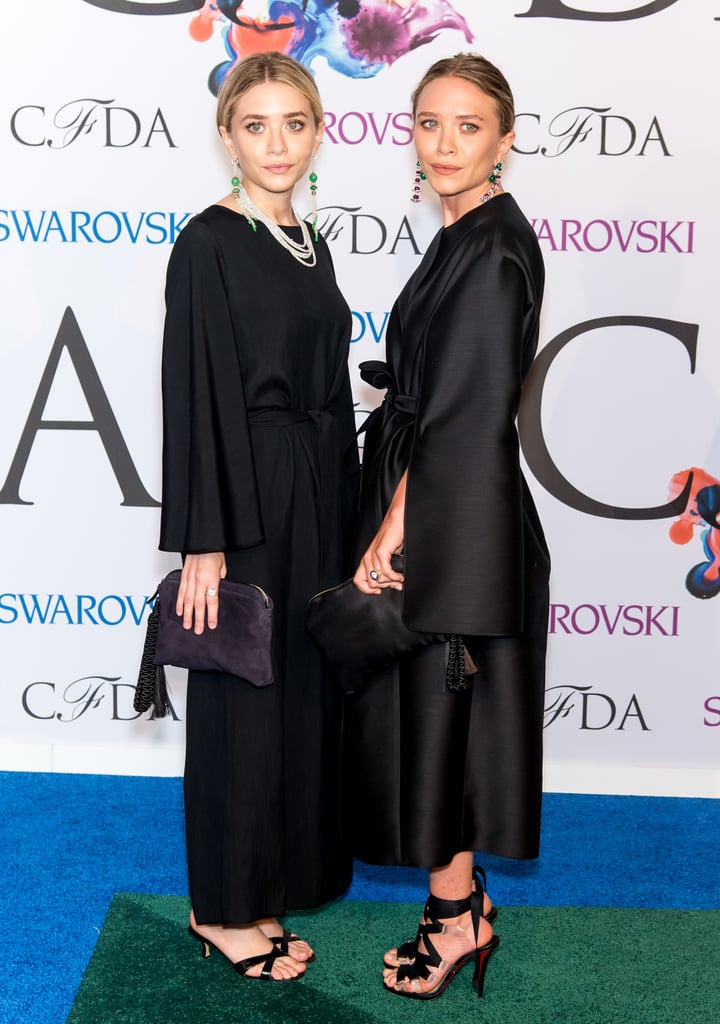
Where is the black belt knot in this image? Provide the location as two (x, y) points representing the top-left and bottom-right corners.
(359, 360), (416, 415)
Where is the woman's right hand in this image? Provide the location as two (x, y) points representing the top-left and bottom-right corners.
(177, 552), (227, 633)
(353, 471), (407, 595)
(353, 518), (404, 595)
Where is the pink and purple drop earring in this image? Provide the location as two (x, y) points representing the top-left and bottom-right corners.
(481, 162), (503, 204)
(411, 160), (426, 203)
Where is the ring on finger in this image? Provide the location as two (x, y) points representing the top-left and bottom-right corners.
(207, 588), (217, 597)
(369, 569), (381, 582)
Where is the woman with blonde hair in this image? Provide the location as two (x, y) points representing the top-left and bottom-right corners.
(160, 51), (358, 982)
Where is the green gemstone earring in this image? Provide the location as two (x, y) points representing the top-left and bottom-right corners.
(309, 166), (319, 241)
(231, 162), (256, 232)
(489, 162), (502, 184)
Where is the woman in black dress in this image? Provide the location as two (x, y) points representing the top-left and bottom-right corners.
(160, 52), (357, 982)
(344, 54), (550, 1000)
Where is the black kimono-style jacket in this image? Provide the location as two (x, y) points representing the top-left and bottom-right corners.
(357, 193), (549, 637)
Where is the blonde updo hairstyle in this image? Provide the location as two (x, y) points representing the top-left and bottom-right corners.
(411, 53), (515, 137)
(216, 51), (324, 132)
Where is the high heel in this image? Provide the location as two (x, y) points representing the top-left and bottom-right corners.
(382, 886), (499, 1000)
(472, 934), (500, 997)
(188, 925), (303, 981)
(383, 863), (496, 968)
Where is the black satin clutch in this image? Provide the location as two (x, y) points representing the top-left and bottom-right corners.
(134, 570), (273, 717)
(306, 554), (463, 692)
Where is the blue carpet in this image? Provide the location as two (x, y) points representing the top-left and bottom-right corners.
(1, 771), (718, 1024)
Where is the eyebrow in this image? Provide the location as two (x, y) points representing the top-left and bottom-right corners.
(240, 111), (309, 121)
(417, 111), (485, 122)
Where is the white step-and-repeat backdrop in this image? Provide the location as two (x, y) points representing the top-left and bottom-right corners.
(1, 0), (718, 796)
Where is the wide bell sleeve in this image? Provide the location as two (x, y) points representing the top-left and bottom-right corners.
(402, 251), (532, 636)
(159, 220), (264, 554)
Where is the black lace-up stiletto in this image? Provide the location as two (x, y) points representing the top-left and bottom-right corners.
(382, 873), (499, 1000)
(383, 863), (497, 969)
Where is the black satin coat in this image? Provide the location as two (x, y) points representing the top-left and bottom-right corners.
(357, 193), (547, 635)
(344, 195), (551, 866)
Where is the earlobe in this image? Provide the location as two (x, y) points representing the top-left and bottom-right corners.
(498, 130), (515, 160)
(218, 125), (235, 161)
(314, 122), (326, 154)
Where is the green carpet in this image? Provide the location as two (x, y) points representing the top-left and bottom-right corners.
(67, 895), (719, 1024)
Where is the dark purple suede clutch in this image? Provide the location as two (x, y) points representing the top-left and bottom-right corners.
(135, 570), (273, 717)
(154, 571), (273, 683)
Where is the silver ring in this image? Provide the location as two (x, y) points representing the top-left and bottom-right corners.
(369, 570), (380, 582)
(207, 588), (217, 597)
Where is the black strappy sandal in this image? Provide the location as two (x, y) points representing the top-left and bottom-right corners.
(188, 925), (304, 981)
(383, 863), (497, 969)
(267, 927), (316, 963)
(382, 878), (499, 1000)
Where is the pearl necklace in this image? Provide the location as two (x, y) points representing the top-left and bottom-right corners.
(233, 180), (316, 267)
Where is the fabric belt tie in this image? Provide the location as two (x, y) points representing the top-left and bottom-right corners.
(355, 360), (417, 473)
(248, 406), (337, 578)
(359, 360), (417, 416)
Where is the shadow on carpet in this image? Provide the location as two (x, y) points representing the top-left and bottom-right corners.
(66, 894), (720, 1024)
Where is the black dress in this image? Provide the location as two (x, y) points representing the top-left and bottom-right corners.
(342, 194), (550, 868)
(160, 205), (358, 924)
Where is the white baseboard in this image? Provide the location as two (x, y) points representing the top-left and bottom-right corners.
(542, 760), (720, 798)
(1, 744), (718, 798)
(0, 742), (184, 777)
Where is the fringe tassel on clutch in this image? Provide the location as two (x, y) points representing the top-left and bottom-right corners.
(134, 592), (175, 718)
(445, 634), (477, 692)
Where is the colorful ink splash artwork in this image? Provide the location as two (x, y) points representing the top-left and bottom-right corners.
(188, 1), (473, 92)
(669, 468), (720, 599)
